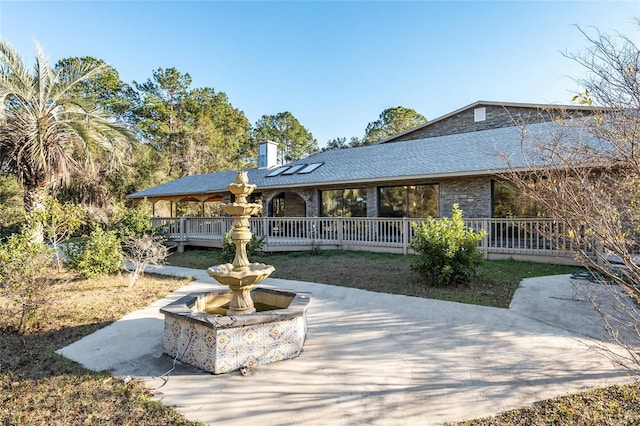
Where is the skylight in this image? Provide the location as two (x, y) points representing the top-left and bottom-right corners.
(265, 162), (324, 178)
(281, 164), (307, 175)
(265, 166), (290, 177)
(297, 162), (323, 174)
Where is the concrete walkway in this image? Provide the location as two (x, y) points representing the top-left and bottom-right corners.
(58, 267), (635, 425)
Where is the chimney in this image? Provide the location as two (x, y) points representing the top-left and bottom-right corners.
(258, 140), (279, 169)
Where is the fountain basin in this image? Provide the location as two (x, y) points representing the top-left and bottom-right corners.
(160, 287), (310, 374)
(220, 203), (262, 217)
(207, 262), (275, 287)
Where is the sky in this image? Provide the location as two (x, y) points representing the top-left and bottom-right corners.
(1, 1), (639, 148)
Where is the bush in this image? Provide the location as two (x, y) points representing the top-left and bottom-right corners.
(0, 175), (25, 239)
(64, 226), (123, 278)
(112, 203), (154, 240)
(0, 229), (54, 332)
(219, 231), (265, 264)
(410, 204), (487, 286)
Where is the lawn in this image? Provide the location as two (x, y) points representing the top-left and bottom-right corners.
(168, 249), (580, 308)
(0, 273), (203, 425)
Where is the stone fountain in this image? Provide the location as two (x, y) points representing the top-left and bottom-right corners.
(160, 171), (310, 374)
(206, 171), (275, 314)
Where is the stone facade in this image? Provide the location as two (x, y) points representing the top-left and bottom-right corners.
(391, 104), (589, 142)
(366, 186), (378, 217)
(439, 176), (492, 218)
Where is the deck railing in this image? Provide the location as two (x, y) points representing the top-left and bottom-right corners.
(152, 216), (589, 262)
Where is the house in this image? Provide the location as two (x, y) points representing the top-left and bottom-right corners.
(127, 101), (597, 221)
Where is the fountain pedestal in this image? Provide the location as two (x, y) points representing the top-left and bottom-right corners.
(160, 171), (310, 374)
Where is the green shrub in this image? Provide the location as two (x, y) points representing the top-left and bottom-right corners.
(219, 231), (265, 264)
(0, 229), (54, 332)
(112, 203), (154, 240)
(0, 175), (25, 239)
(410, 204), (487, 286)
(64, 226), (123, 278)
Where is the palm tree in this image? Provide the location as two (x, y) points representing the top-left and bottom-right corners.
(0, 39), (135, 217)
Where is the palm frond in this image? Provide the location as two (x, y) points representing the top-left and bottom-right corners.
(0, 38), (137, 212)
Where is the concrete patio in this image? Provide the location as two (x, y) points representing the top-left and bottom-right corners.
(58, 267), (635, 425)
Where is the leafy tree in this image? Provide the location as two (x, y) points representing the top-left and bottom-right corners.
(253, 111), (318, 163)
(348, 136), (365, 148)
(0, 40), (135, 218)
(322, 136), (364, 151)
(112, 202), (154, 240)
(55, 56), (136, 122)
(363, 106), (427, 144)
(132, 68), (253, 179)
(33, 197), (84, 271)
(133, 67), (193, 178)
(54, 56), (145, 205)
(324, 137), (349, 151)
(188, 87), (254, 169)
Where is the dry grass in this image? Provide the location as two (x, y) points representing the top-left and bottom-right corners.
(453, 383), (640, 425)
(0, 272), (201, 426)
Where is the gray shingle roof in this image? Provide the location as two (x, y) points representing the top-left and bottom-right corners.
(127, 121), (584, 199)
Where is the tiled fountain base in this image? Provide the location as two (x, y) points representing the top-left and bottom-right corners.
(161, 288), (310, 374)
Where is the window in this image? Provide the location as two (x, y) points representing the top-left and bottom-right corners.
(269, 192), (306, 217)
(298, 163), (323, 174)
(492, 180), (542, 217)
(378, 184), (439, 218)
(266, 162), (324, 177)
(321, 188), (367, 217)
(474, 107), (486, 122)
(281, 164), (306, 175)
(266, 166), (290, 177)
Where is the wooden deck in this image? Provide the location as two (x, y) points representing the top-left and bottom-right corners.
(152, 216), (587, 265)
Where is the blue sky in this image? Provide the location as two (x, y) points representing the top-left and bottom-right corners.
(1, 1), (639, 147)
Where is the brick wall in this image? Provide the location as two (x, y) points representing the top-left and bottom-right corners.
(439, 177), (492, 218)
(392, 105), (587, 141)
(366, 186), (378, 217)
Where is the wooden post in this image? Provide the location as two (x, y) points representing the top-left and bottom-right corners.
(263, 215), (269, 252)
(482, 219), (489, 259)
(180, 215), (186, 240)
(402, 217), (409, 255)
